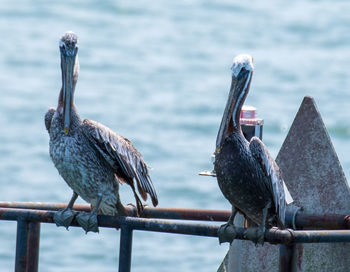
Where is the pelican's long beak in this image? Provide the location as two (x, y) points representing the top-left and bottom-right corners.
(215, 68), (253, 151)
(60, 41), (78, 134)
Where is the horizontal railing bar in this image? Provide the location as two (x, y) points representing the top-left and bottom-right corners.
(119, 216), (218, 237)
(1, 202), (350, 230)
(0, 207), (218, 237)
(142, 207), (229, 222)
(293, 213), (350, 230)
(0, 202), (229, 222)
(1, 207), (350, 244)
(219, 226), (350, 244)
(0, 202), (91, 212)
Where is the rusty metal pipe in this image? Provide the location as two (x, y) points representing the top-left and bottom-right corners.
(119, 225), (133, 272)
(279, 244), (296, 272)
(2, 202), (350, 231)
(0, 202), (229, 222)
(15, 220), (28, 272)
(0, 202), (91, 212)
(117, 216), (219, 237)
(293, 213), (350, 230)
(220, 227), (350, 244)
(3, 208), (350, 244)
(26, 222), (40, 272)
(14, 220), (40, 272)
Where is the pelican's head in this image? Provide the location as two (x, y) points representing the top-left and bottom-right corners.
(59, 31), (79, 134)
(216, 54), (254, 150)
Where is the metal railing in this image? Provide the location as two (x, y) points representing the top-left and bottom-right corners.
(0, 202), (350, 272)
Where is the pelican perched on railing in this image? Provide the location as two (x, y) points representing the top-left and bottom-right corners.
(45, 31), (158, 233)
(214, 55), (286, 244)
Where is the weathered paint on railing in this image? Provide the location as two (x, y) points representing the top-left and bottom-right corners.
(15, 220), (40, 272)
(2, 207), (350, 242)
(1, 203), (350, 272)
(1, 201), (350, 229)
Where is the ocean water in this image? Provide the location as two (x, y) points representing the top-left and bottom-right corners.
(0, 1), (349, 271)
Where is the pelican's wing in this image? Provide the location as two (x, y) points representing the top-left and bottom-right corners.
(81, 119), (158, 206)
(249, 137), (285, 226)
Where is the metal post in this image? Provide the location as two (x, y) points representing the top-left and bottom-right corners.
(279, 244), (296, 272)
(14, 220), (40, 272)
(26, 222), (40, 272)
(118, 225), (133, 272)
(15, 220), (28, 272)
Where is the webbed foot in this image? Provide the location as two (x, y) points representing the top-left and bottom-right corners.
(76, 212), (99, 233)
(54, 208), (78, 229)
(217, 223), (237, 244)
(244, 226), (265, 245)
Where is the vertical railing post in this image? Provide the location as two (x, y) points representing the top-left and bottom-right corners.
(118, 225), (133, 272)
(14, 220), (40, 272)
(15, 220), (28, 272)
(26, 222), (40, 272)
(279, 244), (296, 272)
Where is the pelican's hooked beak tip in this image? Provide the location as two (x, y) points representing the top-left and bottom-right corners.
(60, 32), (78, 57)
(231, 54), (254, 77)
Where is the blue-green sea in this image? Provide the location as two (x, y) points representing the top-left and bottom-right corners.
(0, 1), (349, 271)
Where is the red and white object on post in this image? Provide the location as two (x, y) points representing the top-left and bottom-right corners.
(240, 105), (264, 141)
(199, 105), (264, 177)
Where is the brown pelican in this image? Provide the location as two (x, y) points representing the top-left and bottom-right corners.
(45, 31), (158, 233)
(214, 54), (286, 244)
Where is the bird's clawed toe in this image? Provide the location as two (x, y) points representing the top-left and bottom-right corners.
(244, 227), (265, 246)
(54, 208), (78, 230)
(126, 203), (136, 209)
(76, 212), (99, 233)
(218, 223), (237, 244)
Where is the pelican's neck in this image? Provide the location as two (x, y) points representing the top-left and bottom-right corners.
(231, 71), (251, 130)
(57, 52), (80, 134)
(216, 70), (252, 151)
(58, 55), (79, 108)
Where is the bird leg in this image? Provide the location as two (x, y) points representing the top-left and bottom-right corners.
(54, 192), (78, 230)
(218, 206), (238, 244)
(126, 184), (145, 217)
(244, 201), (271, 245)
(76, 193), (103, 233)
(126, 202), (146, 217)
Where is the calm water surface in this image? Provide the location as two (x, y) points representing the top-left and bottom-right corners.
(0, 1), (350, 271)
